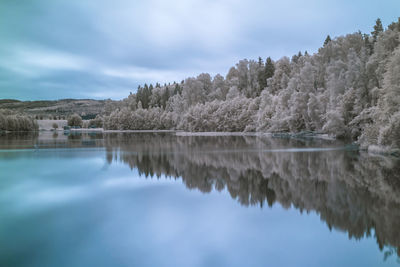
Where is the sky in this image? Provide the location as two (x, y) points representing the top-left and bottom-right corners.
(0, 0), (399, 100)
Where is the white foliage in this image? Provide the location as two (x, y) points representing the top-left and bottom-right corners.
(104, 20), (400, 150)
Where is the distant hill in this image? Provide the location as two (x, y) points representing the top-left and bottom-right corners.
(0, 99), (119, 119)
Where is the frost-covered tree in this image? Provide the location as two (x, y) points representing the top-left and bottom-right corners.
(182, 77), (207, 108)
(374, 46), (400, 148)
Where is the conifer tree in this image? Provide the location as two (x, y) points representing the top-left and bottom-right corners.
(264, 57), (275, 81)
(324, 35), (332, 46)
(372, 18), (383, 42)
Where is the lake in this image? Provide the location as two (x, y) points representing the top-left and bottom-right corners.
(0, 132), (399, 267)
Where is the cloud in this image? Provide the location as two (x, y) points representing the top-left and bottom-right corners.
(16, 48), (89, 71)
(0, 0), (399, 100)
(102, 67), (185, 84)
(0, 46), (91, 77)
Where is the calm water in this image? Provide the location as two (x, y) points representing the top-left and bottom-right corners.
(0, 132), (399, 267)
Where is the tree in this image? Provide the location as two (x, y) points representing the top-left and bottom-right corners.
(68, 114), (83, 127)
(374, 46), (400, 147)
(323, 110), (346, 138)
(268, 57), (290, 94)
(89, 115), (103, 128)
(381, 46), (400, 116)
(387, 17), (400, 31)
(258, 57), (275, 92)
(372, 18), (383, 42)
(161, 86), (170, 109)
(258, 56), (263, 66)
(52, 123), (58, 130)
(264, 57), (275, 81)
(182, 77), (206, 108)
(363, 34), (373, 55)
(324, 35), (332, 46)
(211, 74), (228, 100)
(173, 84), (182, 95)
(236, 59), (249, 91)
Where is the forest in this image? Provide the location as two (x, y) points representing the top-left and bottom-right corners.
(103, 18), (400, 152)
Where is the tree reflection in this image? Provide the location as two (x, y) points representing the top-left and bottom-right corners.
(104, 133), (400, 258)
(1, 132), (399, 259)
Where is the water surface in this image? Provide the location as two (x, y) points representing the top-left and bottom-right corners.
(1, 132), (399, 267)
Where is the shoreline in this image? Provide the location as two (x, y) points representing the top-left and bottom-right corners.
(47, 128), (335, 140)
(4, 128), (399, 157)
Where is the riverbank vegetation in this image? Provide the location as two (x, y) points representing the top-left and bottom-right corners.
(0, 110), (39, 132)
(102, 18), (400, 151)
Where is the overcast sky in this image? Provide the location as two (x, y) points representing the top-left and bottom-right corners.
(0, 0), (399, 100)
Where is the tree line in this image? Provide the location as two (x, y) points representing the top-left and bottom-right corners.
(103, 18), (400, 151)
(0, 110), (38, 132)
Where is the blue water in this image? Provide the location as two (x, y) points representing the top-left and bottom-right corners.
(0, 132), (399, 267)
